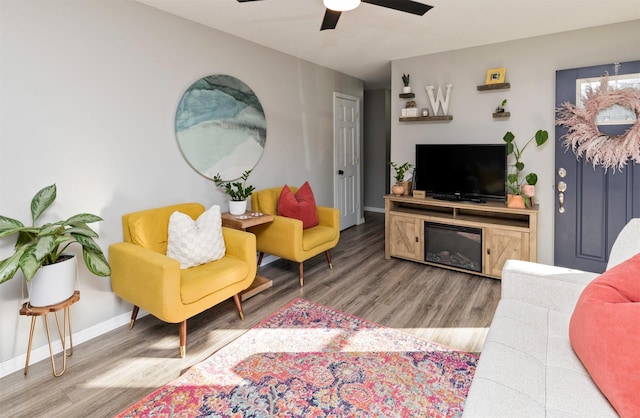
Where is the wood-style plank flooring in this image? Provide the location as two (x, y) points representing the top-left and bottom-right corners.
(0, 211), (501, 417)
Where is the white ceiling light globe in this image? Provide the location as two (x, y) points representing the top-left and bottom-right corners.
(323, 0), (361, 12)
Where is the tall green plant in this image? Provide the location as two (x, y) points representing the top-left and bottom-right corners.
(0, 184), (111, 284)
(503, 129), (549, 206)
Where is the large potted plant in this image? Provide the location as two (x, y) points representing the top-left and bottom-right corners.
(389, 161), (413, 196)
(503, 129), (549, 208)
(0, 184), (111, 306)
(213, 169), (256, 215)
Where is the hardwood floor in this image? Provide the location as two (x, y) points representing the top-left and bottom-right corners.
(0, 211), (501, 417)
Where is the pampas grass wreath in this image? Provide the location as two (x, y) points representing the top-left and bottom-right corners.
(556, 75), (640, 171)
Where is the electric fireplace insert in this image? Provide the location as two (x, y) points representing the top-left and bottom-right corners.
(424, 222), (482, 273)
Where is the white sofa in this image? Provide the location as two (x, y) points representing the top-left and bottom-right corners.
(463, 219), (640, 417)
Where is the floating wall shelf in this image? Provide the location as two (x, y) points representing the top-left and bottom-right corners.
(399, 115), (453, 122)
(477, 82), (511, 91)
(493, 112), (511, 118)
(399, 93), (415, 98)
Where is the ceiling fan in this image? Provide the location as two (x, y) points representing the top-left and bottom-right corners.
(237, 0), (434, 31)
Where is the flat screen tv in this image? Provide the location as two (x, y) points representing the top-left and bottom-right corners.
(414, 144), (507, 202)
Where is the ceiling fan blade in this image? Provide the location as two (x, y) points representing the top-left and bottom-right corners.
(362, 0), (433, 15)
(320, 9), (341, 31)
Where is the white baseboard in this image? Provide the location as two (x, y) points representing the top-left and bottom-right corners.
(0, 255), (281, 378)
(364, 206), (385, 213)
(0, 310), (147, 378)
(261, 254), (278, 266)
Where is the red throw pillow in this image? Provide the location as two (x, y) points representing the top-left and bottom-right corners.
(569, 252), (640, 417)
(278, 182), (319, 229)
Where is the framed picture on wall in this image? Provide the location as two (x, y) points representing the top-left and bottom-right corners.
(485, 67), (506, 84)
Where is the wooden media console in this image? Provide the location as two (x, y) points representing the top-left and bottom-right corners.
(384, 194), (538, 279)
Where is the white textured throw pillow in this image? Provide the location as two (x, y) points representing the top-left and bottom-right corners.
(167, 205), (226, 269)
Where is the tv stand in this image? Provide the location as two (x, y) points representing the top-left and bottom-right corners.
(384, 195), (538, 279)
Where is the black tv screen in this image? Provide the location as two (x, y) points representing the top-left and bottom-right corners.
(414, 144), (507, 201)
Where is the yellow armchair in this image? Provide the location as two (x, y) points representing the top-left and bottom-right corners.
(250, 186), (340, 286)
(109, 203), (256, 357)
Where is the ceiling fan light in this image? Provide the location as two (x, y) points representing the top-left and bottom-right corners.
(323, 0), (361, 12)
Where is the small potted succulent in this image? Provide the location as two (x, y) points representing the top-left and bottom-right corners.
(503, 130), (549, 208)
(213, 169), (256, 215)
(0, 184), (111, 306)
(496, 99), (507, 113)
(389, 161), (413, 196)
(402, 73), (411, 93)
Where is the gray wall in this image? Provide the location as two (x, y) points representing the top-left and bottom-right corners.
(0, 0), (363, 374)
(391, 20), (640, 266)
(363, 89), (391, 211)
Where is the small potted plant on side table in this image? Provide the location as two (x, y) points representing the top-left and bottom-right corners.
(503, 129), (549, 208)
(213, 169), (256, 215)
(389, 161), (414, 196)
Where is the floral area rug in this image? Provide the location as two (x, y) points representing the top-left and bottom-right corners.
(116, 298), (478, 417)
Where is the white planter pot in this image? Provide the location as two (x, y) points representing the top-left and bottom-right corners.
(522, 185), (536, 197)
(228, 200), (247, 215)
(28, 254), (77, 307)
(402, 86), (411, 93)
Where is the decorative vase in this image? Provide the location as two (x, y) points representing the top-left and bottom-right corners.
(402, 86), (411, 94)
(507, 194), (526, 209)
(391, 184), (405, 196)
(522, 185), (536, 198)
(28, 254), (76, 307)
(229, 200), (247, 215)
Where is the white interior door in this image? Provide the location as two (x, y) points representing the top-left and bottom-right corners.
(334, 93), (360, 230)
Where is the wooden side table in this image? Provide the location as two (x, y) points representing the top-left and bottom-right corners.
(221, 211), (274, 301)
(19, 290), (79, 377)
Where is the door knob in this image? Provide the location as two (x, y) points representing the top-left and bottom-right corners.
(557, 180), (567, 213)
(338, 170), (344, 175)
(557, 181), (567, 192)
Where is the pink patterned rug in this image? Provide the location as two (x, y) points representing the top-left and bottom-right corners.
(117, 298), (478, 417)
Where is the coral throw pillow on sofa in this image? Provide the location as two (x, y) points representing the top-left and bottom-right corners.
(569, 252), (640, 418)
(278, 182), (319, 229)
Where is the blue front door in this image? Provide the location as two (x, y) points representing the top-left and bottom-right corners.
(554, 60), (640, 272)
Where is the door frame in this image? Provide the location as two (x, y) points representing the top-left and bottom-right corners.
(332, 92), (364, 228)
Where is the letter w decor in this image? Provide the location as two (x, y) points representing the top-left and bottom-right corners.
(426, 84), (453, 116)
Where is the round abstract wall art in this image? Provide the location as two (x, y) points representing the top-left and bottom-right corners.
(175, 75), (266, 180)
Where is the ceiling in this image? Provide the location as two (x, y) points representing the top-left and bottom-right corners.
(136, 0), (640, 88)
